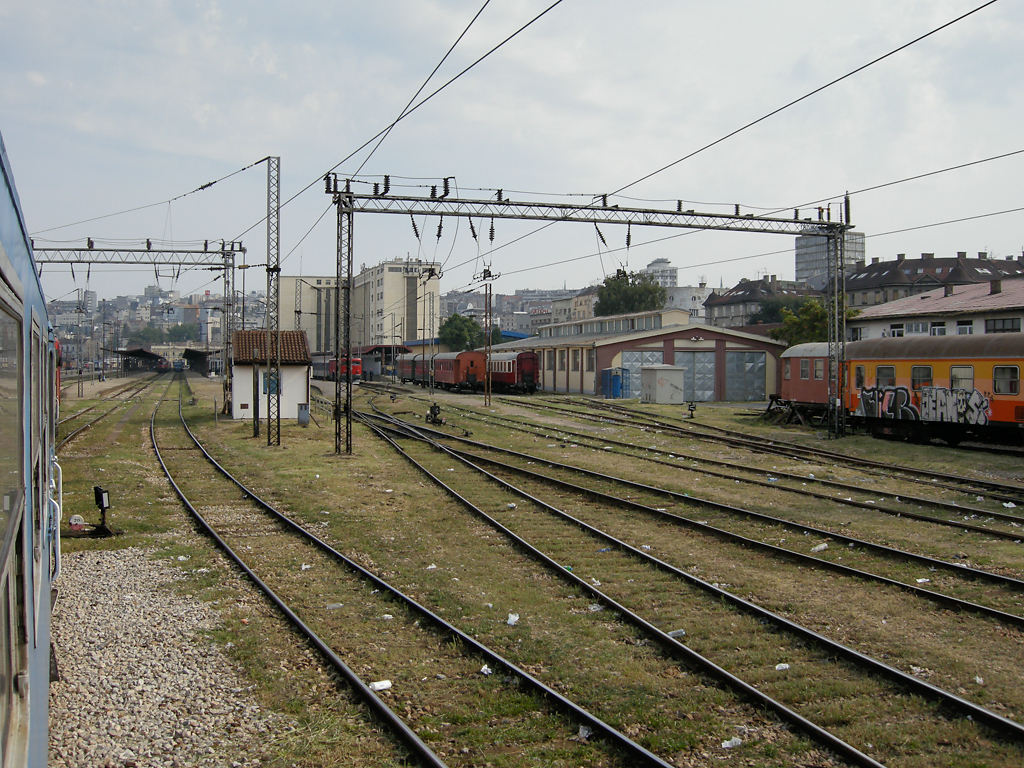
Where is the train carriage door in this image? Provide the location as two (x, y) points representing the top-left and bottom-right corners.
(30, 322), (45, 638)
(0, 296), (29, 760)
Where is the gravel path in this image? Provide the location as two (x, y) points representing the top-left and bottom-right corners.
(49, 548), (289, 768)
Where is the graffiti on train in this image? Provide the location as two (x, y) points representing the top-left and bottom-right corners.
(856, 386), (991, 425)
(856, 386), (919, 420)
(918, 386), (991, 425)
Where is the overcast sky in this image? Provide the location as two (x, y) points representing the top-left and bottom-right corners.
(3, 1), (1022, 303)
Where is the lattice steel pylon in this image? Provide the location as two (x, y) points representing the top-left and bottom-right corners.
(265, 157), (281, 446)
(825, 195), (852, 439)
(332, 187), (355, 455)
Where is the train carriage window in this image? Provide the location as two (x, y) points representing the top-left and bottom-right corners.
(813, 359), (824, 380)
(950, 366), (973, 391)
(855, 366), (865, 389)
(799, 359), (809, 380)
(994, 366), (1020, 395)
(876, 366), (896, 387)
(911, 365), (932, 390)
(0, 306), (21, 551)
(783, 360), (791, 380)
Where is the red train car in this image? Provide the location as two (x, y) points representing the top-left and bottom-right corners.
(397, 353), (428, 384)
(487, 351), (539, 393)
(432, 350), (486, 390)
(327, 356), (362, 382)
(779, 342), (830, 407)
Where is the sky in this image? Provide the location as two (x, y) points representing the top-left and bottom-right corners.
(3, 0), (1023, 304)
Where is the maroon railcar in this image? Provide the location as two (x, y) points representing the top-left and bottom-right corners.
(779, 342), (830, 406)
(487, 351), (539, 393)
(431, 350), (486, 390)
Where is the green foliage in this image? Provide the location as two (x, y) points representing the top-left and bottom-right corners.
(123, 322), (201, 347)
(167, 323), (200, 342)
(438, 313), (485, 351)
(594, 272), (666, 316)
(770, 299), (859, 345)
(748, 296), (807, 325)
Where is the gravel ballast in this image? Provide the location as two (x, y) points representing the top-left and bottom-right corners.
(49, 548), (287, 767)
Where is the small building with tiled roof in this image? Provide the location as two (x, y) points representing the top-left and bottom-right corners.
(231, 330), (312, 420)
(846, 251), (1024, 309)
(848, 277), (1024, 340)
(703, 276), (821, 328)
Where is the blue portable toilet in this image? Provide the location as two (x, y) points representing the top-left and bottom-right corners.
(601, 367), (624, 399)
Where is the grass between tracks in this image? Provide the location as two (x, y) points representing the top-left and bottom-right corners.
(56, 375), (1024, 768)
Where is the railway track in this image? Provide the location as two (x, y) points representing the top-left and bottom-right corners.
(363, 411), (1024, 627)
(404, 395), (1024, 545)
(555, 397), (1024, 504)
(362, 405), (1024, 767)
(153, 386), (680, 768)
(57, 373), (164, 450)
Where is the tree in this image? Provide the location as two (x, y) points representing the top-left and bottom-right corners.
(438, 313), (485, 351)
(748, 296), (807, 325)
(594, 272), (666, 316)
(166, 323), (200, 342)
(770, 299), (859, 346)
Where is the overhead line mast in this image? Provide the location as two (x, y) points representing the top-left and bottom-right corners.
(33, 240), (244, 412)
(325, 176), (853, 446)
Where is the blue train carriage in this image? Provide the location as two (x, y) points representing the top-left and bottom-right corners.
(1, 131), (61, 765)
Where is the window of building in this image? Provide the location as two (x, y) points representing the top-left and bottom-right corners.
(855, 365), (865, 389)
(848, 327), (863, 341)
(545, 350), (554, 369)
(876, 366), (896, 387)
(783, 359), (791, 380)
(994, 366), (1020, 395)
(571, 349), (580, 371)
(586, 349), (595, 372)
(907, 321), (928, 335)
(950, 365), (973, 390)
(558, 349), (567, 370)
(929, 322), (946, 336)
(800, 359), (810, 380)
(911, 365), (932, 389)
(813, 359), (824, 380)
(956, 320), (973, 335)
(985, 317), (1022, 334)
(888, 324), (904, 337)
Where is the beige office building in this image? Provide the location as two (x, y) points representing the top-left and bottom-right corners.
(281, 258), (441, 352)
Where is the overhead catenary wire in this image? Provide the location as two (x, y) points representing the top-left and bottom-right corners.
(611, 0), (999, 197)
(435, 1), (1003, 275)
(235, 0), (567, 245)
(30, 156), (267, 236)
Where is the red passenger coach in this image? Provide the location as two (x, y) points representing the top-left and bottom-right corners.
(779, 343), (830, 406)
(432, 350), (486, 390)
(488, 351), (539, 393)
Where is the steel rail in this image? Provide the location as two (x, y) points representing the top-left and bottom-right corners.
(365, 407), (1024, 744)
(581, 398), (1024, 502)
(357, 410), (888, 768)
(150, 397), (449, 768)
(397, 401), (1024, 571)
(57, 376), (161, 450)
(499, 397), (1024, 536)
(432, 438), (1024, 629)
(172, 402), (676, 768)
